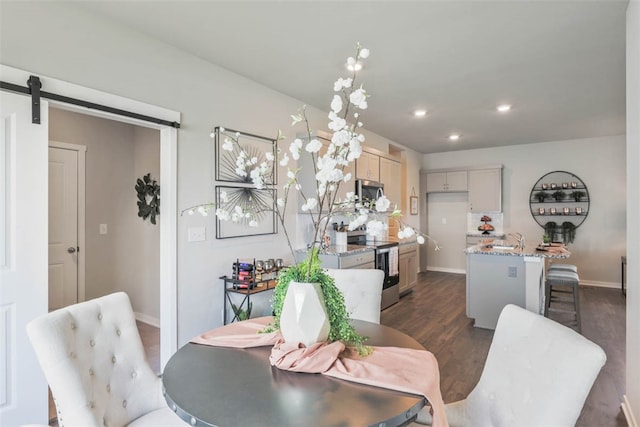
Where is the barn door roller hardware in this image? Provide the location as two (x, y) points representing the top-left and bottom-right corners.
(27, 75), (42, 124)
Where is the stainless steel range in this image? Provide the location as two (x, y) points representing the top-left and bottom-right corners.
(347, 230), (400, 310)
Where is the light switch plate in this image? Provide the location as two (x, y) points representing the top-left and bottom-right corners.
(188, 227), (206, 242)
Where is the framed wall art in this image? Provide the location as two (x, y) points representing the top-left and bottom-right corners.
(214, 126), (277, 185)
(215, 185), (277, 239)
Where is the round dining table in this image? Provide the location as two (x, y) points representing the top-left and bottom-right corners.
(162, 318), (427, 427)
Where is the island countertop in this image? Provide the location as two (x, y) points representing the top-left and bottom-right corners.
(464, 240), (571, 259)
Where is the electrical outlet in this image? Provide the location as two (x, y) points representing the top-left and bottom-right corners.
(188, 227), (206, 242)
(508, 266), (518, 278)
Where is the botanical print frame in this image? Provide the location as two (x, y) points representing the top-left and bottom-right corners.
(410, 196), (419, 215)
(215, 185), (278, 239)
(214, 126), (277, 185)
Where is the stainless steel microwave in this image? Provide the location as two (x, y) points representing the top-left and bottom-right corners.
(355, 179), (384, 204)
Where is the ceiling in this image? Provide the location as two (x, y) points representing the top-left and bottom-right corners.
(74, 1), (627, 154)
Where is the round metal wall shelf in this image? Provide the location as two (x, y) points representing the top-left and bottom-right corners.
(529, 170), (590, 242)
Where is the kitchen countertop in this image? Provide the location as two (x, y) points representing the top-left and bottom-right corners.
(465, 240), (571, 259)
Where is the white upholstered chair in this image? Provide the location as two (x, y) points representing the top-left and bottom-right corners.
(26, 292), (185, 427)
(325, 268), (385, 324)
(415, 304), (606, 427)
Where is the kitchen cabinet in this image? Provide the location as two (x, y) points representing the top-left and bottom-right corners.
(398, 242), (418, 295)
(468, 168), (502, 212)
(356, 151), (380, 182)
(379, 157), (402, 208)
(296, 133), (355, 213)
(425, 170), (467, 193)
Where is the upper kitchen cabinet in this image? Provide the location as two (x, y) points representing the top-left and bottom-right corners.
(425, 170), (468, 192)
(379, 157), (402, 208)
(356, 151), (380, 182)
(468, 167), (502, 212)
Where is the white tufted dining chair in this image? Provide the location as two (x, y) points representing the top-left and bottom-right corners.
(26, 292), (185, 427)
(324, 268), (384, 324)
(414, 304), (606, 427)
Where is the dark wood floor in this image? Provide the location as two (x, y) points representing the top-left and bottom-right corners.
(381, 271), (628, 427)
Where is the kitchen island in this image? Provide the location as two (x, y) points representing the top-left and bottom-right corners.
(465, 240), (570, 329)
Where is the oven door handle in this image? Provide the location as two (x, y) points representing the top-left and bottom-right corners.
(377, 248), (390, 254)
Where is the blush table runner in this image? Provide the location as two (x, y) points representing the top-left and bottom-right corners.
(192, 316), (449, 427)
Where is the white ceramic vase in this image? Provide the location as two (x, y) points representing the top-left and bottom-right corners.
(279, 281), (330, 347)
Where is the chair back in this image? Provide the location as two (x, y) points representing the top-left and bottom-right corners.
(465, 304), (606, 426)
(324, 268), (384, 323)
(26, 292), (164, 427)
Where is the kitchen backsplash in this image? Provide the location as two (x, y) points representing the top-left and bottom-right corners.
(467, 212), (504, 235)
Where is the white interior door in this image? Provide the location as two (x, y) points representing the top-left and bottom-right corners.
(0, 91), (49, 425)
(48, 146), (78, 311)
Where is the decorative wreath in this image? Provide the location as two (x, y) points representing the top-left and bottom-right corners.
(135, 173), (160, 224)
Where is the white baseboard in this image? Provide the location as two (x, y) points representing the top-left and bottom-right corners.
(426, 266), (466, 275)
(580, 280), (622, 289)
(622, 395), (638, 427)
(135, 312), (160, 328)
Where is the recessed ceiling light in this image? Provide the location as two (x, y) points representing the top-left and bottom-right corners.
(414, 109), (427, 117)
(497, 104), (512, 113)
(346, 62), (362, 72)
(449, 134), (460, 141)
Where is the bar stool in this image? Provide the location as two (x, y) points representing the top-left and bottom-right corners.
(548, 263), (578, 273)
(545, 269), (581, 333)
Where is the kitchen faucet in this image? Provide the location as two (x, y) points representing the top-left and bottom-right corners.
(509, 232), (525, 250)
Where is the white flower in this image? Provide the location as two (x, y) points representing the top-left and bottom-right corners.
(289, 139), (302, 160)
(280, 153), (290, 167)
(417, 235), (426, 244)
(375, 195), (391, 213)
(266, 152), (275, 161)
(331, 129), (351, 147)
(249, 220), (258, 227)
(343, 172), (352, 183)
(305, 138), (322, 153)
(215, 208), (230, 221)
(331, 95), (343, 113)
(334, 77), (353, 91)
(350, 88), (368, 109)
(219, 191), (228, 203)
(359, 48), (370, 59)
(302, 198), (317, 212)
(366, 220), (387, 238)
(328, 111), (347, 131)
(287, 170), (296, 180)
(277, 198), (285, 207)
(222, 138), (234, 151)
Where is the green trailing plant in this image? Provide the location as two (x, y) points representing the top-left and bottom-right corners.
(544, 221), (557, 241)
(571, 190), (586, 202)
(552, 190), (566, 201)
(534, 191), (549, 203)
(542, 234), (551, 244)
(231, 301), (252, 321)
(263, 249), (372, 356)
(561, 221), (576, 244)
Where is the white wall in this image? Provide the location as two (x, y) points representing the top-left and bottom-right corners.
(626, 0), (639, 424)
(0, 2), (423, 345)
(422, 135), (626, 287)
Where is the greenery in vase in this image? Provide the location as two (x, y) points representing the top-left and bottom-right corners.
(552, 190), (566, 201)
(561, 221), (576, 244)
(571, 190), (586, 202)
(534, 191), (548, 203)
(264, 249), (371, 356)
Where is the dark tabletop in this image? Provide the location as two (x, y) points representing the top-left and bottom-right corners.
(162, 319), (426, 427)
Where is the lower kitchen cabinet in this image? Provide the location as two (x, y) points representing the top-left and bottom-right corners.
(399, 242), (418, 295)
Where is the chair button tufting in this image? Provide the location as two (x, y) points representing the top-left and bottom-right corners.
(89, 368), (94, 376)
(98, 313), (103, 320)
(106, 384), (111, 392)
(89, 400), (95, 408)
(116, 329), (121, 336)
(70, 351), (76, 358)
(122, 399), (127, 408)
(90, 339), (95, 347)
(111, 355), (116, 363)
(131, 371), (137, 378)
(70, 323), (76, 330)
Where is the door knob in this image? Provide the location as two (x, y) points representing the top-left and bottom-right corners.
(67, 247), (77, 254)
